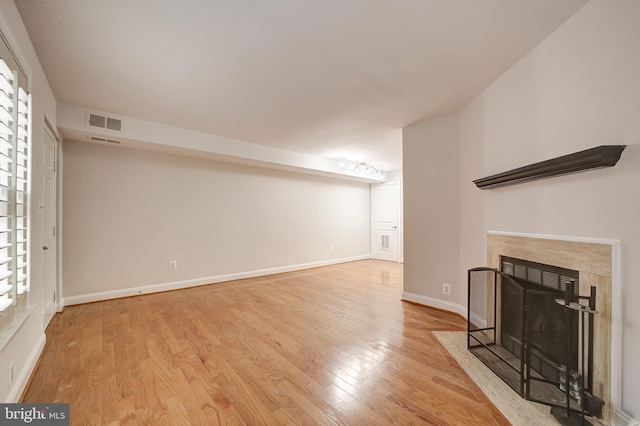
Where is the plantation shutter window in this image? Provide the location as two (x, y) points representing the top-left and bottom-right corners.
(16, 86), (29, 299)
(0, 32), (30, 335)
(0, 58), (15, 317)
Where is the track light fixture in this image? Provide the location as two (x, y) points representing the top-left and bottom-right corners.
(337, 159), (384, 180)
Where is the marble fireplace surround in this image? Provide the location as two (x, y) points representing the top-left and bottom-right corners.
(486, 231), (621, 424)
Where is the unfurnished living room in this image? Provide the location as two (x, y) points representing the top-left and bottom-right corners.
(0, 0), (638, 425)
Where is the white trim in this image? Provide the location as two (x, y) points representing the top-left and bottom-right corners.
(5, 332), (45, 402)
(488, 230), (620, 245)
(56, 167), (64, 314)
(0, 10), (32, 91)
(489, 230), (623, 420)
(469, 312), (488, 329)
(42, 122), (58, 326)
(64, 255), (371, 306)
(54, 127), (64, 313)
(612, 407), (638, 426)
(0, 305), (35, 352)
(611, 239), (623, 420)
(401, 291), (467, 318)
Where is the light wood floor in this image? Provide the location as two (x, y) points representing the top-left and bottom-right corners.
(23, 260), (509, 425)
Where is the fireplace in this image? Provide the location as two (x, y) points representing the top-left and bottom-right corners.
(466, 232), (619, 425)
(468, 260), (602, 423)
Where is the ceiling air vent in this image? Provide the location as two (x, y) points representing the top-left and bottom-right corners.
(86, 111), (123, 132)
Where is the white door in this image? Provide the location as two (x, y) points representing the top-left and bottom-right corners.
(371, 181), (401, 262)
(42, 126), (57, 326)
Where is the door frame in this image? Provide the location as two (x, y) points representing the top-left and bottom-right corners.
(43, 117), (62, 318)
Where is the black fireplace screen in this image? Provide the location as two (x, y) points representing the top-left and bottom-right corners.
(467, 261), (603, 423)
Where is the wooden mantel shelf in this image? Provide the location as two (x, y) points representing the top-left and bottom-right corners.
(473, 145), (626, 189)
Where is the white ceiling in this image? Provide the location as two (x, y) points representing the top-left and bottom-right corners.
(16, 0), (587, 171)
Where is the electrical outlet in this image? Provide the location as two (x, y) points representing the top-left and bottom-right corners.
(330, 246), (335, 253)
(169, 260), (178, 270)
(8, 361), (14, 389)
(442, 283), (451, 295)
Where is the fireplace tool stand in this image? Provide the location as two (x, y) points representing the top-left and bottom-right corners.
(547, 280), (601, 426)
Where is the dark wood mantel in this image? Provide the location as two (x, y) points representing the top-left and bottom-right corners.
(473, 145), (626, 189)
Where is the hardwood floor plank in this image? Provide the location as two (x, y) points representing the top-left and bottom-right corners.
(100, 342), (119, 425)
(117, 396), (136, 425)
(274, 380), (342, 426)
(22, 260), (509, 425)
(165, 395), (191, 425)
(213, 357), (279, 425)
(173, 348), (236, 422)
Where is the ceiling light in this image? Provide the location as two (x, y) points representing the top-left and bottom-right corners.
(337, 158), (385, 180)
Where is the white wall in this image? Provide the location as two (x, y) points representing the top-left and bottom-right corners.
(402, 113), (462, 313)
(62, 140), (371, 302)
(0, 1), (57, 401)
(404, 0), (640, 421)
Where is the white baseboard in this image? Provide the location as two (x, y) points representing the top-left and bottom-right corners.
(469, 312), (487, 329)
(64, 255), (371, 306)
(6, 333), (46, 403)
(613, 407), (639, 426)
(402, 291), (467, 318)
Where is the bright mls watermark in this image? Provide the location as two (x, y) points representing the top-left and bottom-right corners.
(0, 404), (69, 425)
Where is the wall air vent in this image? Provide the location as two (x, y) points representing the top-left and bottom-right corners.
(88, 114), (106, 129)
(106, 117), (122, 131)
(86, 111), (123, 133)
(89, 136), (121, 144)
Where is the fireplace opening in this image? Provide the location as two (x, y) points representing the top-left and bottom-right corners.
(467, 259), (604, 424)
(500, 257), (579, 387)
